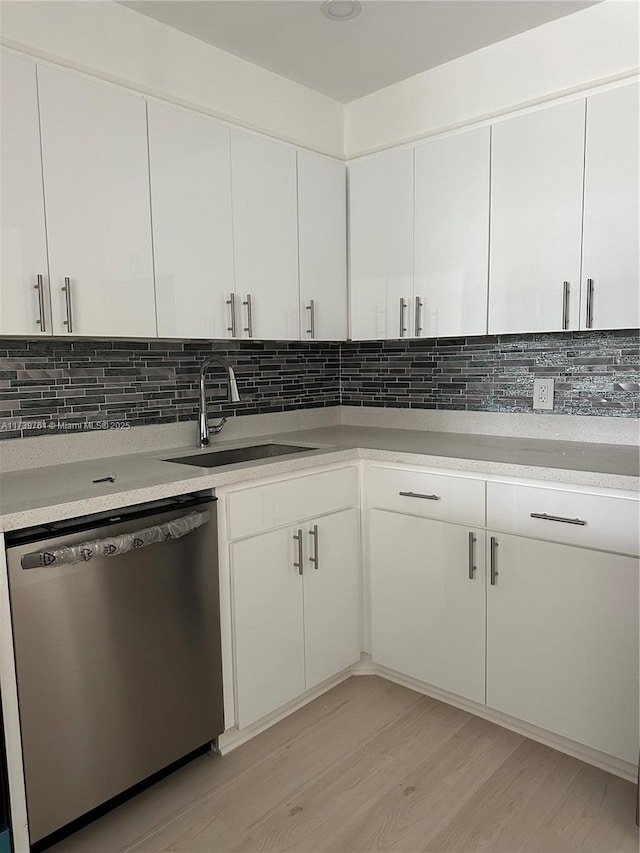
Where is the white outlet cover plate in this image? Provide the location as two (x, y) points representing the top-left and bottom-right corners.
(533, 377), (554, 410)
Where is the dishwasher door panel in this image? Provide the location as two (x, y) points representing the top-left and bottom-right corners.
(6, 504), (223, 844)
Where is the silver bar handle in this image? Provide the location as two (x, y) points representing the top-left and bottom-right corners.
(306, 299), (315, 338)
(309, 523), (319, 570)
(468, 532), (476, 580)
(562, 281), (570, 330)
(490, 536), (498, 586)
(226, 293), (237, 337)
(293, 528), (303, 576)
(35, 274), (46, 332)
(586, 278), (594, 328)
(530, 512), (586, 526)
(399, 297), (407, 337)
(415, 296), (423, 337)
(243, 293), (253, 337)
(62, 277), (73, 333)
(399, 491), (440, 501)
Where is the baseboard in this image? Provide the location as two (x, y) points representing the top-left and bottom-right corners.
(218, 668), (353, 755)
(356, 659), (637, 783)
(219, 655), (637, 783)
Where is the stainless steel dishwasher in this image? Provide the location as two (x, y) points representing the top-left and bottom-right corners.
(5, 492), (224, 845)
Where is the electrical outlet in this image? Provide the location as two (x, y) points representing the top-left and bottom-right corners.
(533, 378), (554, 410)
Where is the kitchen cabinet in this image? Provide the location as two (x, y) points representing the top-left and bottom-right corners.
(581, 82), (640, 330)
(302, 508), (361, 689)
(147, 101), (235, 340)
(486, 532), (639, 764)
(231, 131), (299, 340)
(414, 127), (490, 338)
(489, 100), (585, 334)
(349, 148), (414, 340)
(37, 66), (156, 338)
(0, 53), (50, 336)
(229, 468), (360, 729)
(370, 509), (486, 704)
(231, 525), (306, 729)
(297, 151), (347, 341)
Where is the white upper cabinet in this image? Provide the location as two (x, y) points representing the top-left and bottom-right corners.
(231, 131), (300, 340)
(489, 100), (586, 335)
(581, 83), (640, 330)
(414, 128), (490, 339)
(0, 53), (50, 336)
(147, 101), (235, 340)
(349, 149), (414, 340)
(38, 66), (156, 338)
(297, 151), (347, 341)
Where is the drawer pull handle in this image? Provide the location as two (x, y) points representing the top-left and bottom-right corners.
(35, 274), (46, 332)
(293, 529), (303, 576)
(399, 297), (407, 337)
(309, 523), (319, 570)
(468, 531), (476, 580)
(490, 536), (498, 586)
(586, 278), (594, 329)
(530, 512), (586, 526)
(226, 292), (237, 336)
(399, 491), (440, 501)
(562, 281), (570, 330)
(62, 276), (73, 333)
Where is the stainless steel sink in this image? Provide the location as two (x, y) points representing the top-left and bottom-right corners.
(164, 443), (317, 468)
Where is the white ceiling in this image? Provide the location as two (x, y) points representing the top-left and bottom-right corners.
(121, 1), (599, 103)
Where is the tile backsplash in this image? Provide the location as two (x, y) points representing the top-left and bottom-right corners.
(0, 329), (638, 440)
(0, 339), (340, 440)
(341, 330), (640, 416)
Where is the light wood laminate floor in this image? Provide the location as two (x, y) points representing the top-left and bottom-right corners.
(50, 677), (639, 853)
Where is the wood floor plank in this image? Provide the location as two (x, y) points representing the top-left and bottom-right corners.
(330, 715), (524, 853)
(127, 677), (423, 852)
(528, 763), (640, 853)
(47, 677), (638, 853)
(423, 739), (584, 852)
(230, 697), (471, 852)
(52, 677), (397, 853)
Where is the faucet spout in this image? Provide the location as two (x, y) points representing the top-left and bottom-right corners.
(198, 355), (241, 447)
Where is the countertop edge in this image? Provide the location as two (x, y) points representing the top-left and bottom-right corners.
(1, 441), (638, 532)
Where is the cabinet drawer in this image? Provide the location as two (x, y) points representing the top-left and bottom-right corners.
(227, 466), (358, 540)
(487, 482), (640, 556)
(366, 465), (485, 527)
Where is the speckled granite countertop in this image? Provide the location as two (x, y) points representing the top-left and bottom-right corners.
(0, 425), (637, 531)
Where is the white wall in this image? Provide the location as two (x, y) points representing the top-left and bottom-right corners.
(0, 0), (345, 158)
(344, 0), (640, 158)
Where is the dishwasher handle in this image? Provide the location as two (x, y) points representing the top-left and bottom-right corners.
(20, 510), (210, 569)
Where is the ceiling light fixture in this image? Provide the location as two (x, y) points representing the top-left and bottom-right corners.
(321, 0), (362, 22)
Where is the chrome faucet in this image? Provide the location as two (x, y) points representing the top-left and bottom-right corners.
(198, 355), (241, 447)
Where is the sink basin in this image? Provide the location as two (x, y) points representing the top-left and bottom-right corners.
(165, 443), (317, 468)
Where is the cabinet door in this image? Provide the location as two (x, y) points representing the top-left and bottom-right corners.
(582, 83), (640, 330)
(38, 66), (156, 338)
(303, 508), (361, 689)
(486, 533), (639, 763)
(297, 151), (347, 341)
(414, 127), (490, 338)
(231, 131), (299, 340)
(231, 527), (305, 728)
(147, 101), (235, 339)
(489, 100), (585, 334)
(370, 510), (486, 703)
(349, 149), (414, 340)
(0, 52), (50, 336)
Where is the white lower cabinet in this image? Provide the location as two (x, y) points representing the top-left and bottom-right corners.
(303, 508), (361, 690)
(370, 510), (486, 704)
(231, 506), (360, 729)
(486, 532), (639, 764)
